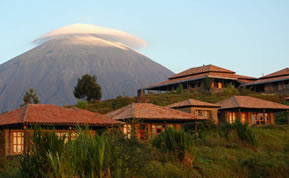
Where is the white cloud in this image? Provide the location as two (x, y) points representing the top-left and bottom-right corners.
(33, 24), (147, 49)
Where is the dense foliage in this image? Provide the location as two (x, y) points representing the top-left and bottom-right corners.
(1, 125), (289, 178)
(73, 74), (102, 102)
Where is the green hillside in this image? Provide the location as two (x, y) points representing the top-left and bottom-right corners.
(78, 89), (289, 115)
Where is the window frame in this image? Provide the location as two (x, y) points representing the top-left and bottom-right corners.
(11, 130), (24, 154)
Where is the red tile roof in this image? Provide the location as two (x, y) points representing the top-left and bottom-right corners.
(245, 75), (289, 86)
(146, 72), (256, 89)
(0, 104), (123, 126)
(168, 99), (220, 108)
(169, 64), (235, 79)
(216, 96), (289, 110)
(260, 68), (289, 79)
(106, 103), (203, 121)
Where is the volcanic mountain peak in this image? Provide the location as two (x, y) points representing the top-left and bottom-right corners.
(0, 24), (174, 112)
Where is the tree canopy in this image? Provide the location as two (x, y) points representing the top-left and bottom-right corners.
(73, 74), (102, 102)
(22, 88), (40, 106)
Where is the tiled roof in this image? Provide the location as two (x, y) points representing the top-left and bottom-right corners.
(0, 104), (123, 126)
(169, 64), (235, 79)
(216, 96), (289, 110)
(106, 103), (203, 121)
(168, 99), (221, 108)
(260, 68), (289, 79)
(146, 72), (256, 89)
(245, 75), (289, 86)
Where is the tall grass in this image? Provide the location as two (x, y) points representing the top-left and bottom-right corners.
(5, 125), (288, 178)
(219, 120), (257, 147)
(19, 128), (166, 178)
(152, 128), (195, 161)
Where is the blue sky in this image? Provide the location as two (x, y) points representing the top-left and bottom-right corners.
(0, 0), (288, 77)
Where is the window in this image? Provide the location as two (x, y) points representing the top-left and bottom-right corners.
(228, 112), (236, 124)
(240, 112), (246, 124)
(213, 81), (223, 88)
(70, 132), (78, 140)
(56, 132), (68, 143)
(152, 124), (165, 137)
(203, 111), (210, 118)
(195, 110), (210, 118)
(256, 113), (265, 125)
(12, 131), (24, 154)
(123, 124), (132, 138)
(218, 82), (223, 88)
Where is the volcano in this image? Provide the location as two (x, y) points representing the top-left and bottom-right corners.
(0, 24), (174, 112)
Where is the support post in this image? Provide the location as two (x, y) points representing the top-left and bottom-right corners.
(263, 109), (266, 125)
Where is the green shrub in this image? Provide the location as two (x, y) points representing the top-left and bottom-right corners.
(176, 84), (184, 94)
(20, 127), (164, 178)
(152, 128), (194, 161)
(219, 120), (256, 146)
(223, 83), (239, 95)
(274, 111), (289, 125)
(20, 128), (66, 178)
(183, 117), (217, 138)
(76, 100), (88, 109)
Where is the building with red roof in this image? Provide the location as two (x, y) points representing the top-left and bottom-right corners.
(106, 103), (201, 139)
(216, 96), (289, 126)
(0, 104), (123, 157)
(139, 64), (256, 94)
(168, 99), (221, 124)
(245, 68), (289, 93)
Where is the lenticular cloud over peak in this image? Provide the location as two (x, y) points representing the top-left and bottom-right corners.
(33, 24), (147, 49)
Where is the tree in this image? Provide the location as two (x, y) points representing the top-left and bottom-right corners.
(176, 84), (184, 94)
(22, 88), (40, 106)
(73, 74), (102, 102)
(202, 77), (213, 92)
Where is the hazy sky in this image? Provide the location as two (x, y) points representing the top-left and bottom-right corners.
(0, 0), (288, 77)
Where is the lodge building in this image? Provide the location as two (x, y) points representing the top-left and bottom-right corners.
(167, 99), (221, 124)
(216, 96), (289, 126)
(0, 104), (123, 157)
(245, 68), (289, 93)
(140, 64), (257, 94)
(106, 103), (203, 140)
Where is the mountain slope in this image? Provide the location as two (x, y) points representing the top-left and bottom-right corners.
(0, 36), (173, 112)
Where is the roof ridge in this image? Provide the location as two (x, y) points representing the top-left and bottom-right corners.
(23, 104), (30, 123)
(232, 96), (240, 108)
(109, 104), (130, 119)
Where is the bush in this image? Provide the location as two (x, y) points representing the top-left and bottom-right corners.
(20, 128), (66, 178)
(219, 120), (256, 146)
(20, 127), (162, 178)
(76, 100), (88, 109)
(183, 116), (217, 138)
(176, 84), (184, 94)
(152, 128), (194, 161)
(223, 83), (239, 95)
